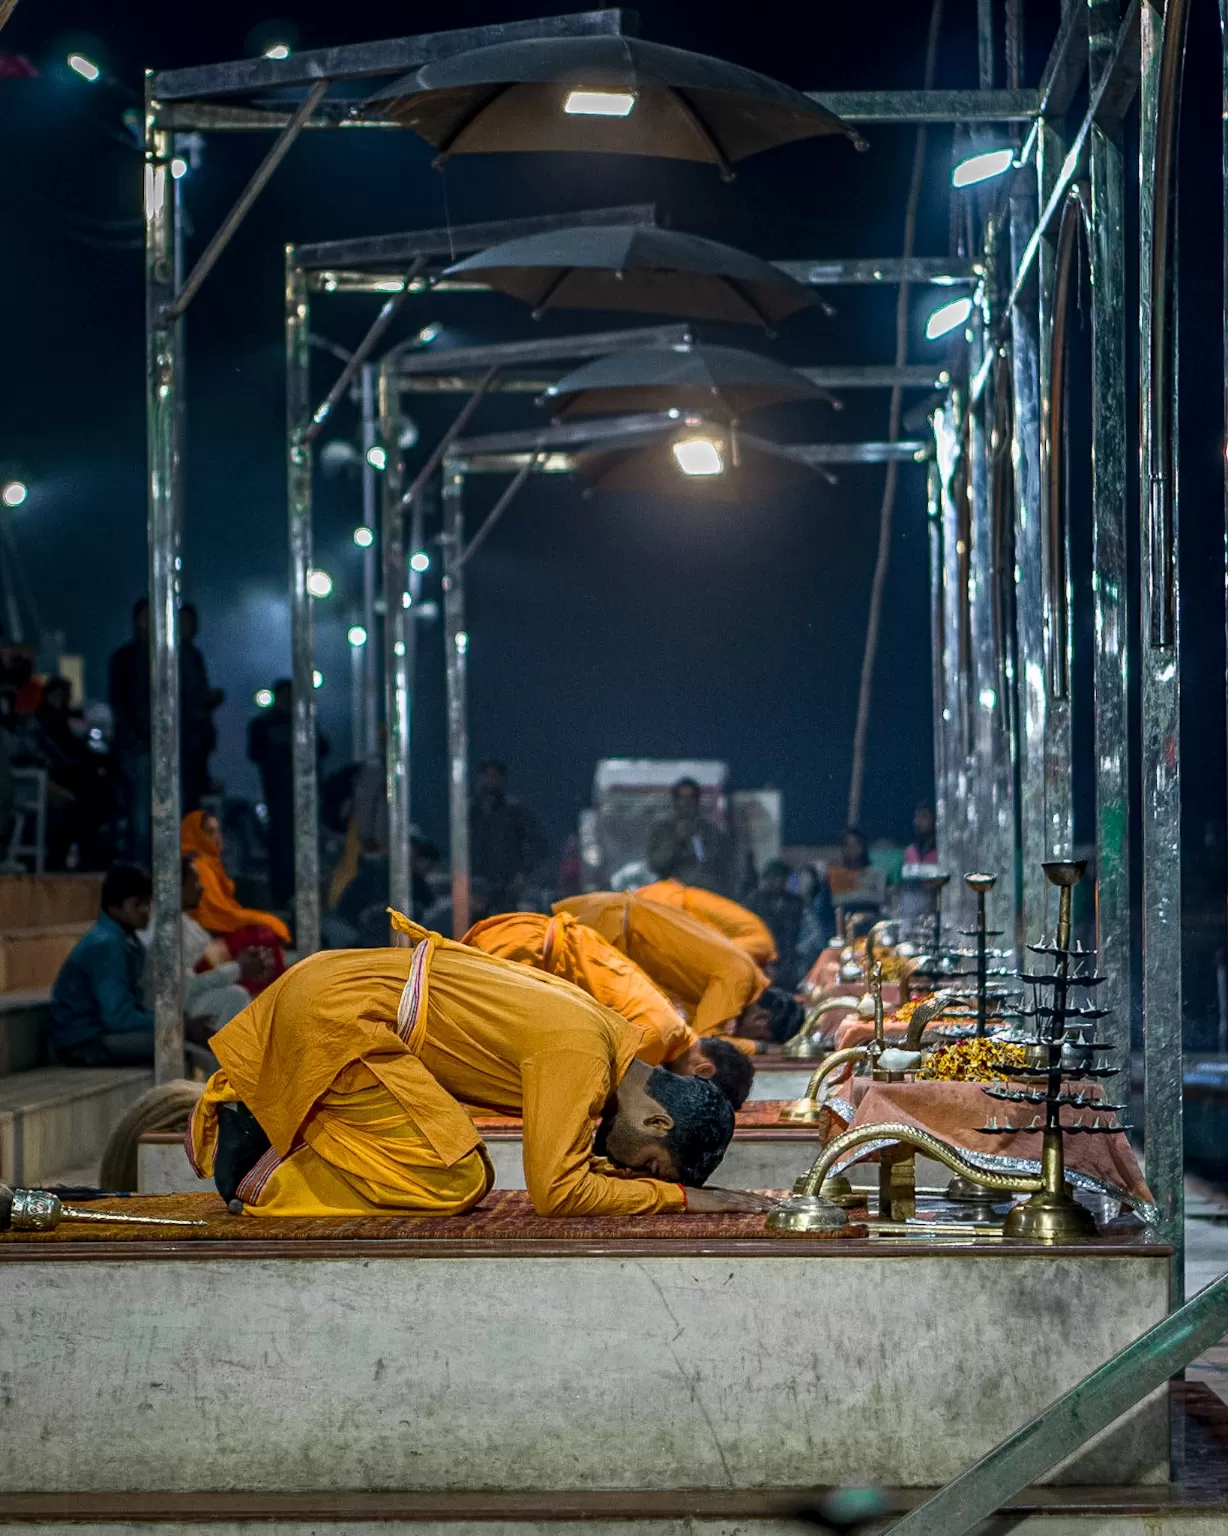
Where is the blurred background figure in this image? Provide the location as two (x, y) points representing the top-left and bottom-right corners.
(647, 776), (731, 896)
(747, 858), (805, 992)
(247, 678), (329, 911)
(823, 827), (886, 925)
(469, 758), (546, 916)
(904, 802), (938, 866)
(107, 599), (150, 861)
(180, 604), (224, 814)
(180, 810), (287, 991)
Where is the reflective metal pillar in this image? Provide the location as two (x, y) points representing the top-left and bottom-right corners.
(1009, 169), (1049, 939)
(360, 364), (379, 759)
(934, 402), (974, 888)
(928, 462), (948, 856)
(144, 101), (184, 1083)
(379, 361), (411, 923)
(1088, 0), (1133, 1074)
(442, 462), (470, 938)
(285, 250), (320, 956)
(1139, 0), (1186, 1299)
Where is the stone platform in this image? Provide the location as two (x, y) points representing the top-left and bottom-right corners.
(0, 1191), (1173, 1500)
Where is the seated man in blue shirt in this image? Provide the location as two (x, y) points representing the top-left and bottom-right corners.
(49, 863), (155, 1066)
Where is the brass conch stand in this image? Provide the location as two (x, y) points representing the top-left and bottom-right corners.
(767, 861), (1122, 1244)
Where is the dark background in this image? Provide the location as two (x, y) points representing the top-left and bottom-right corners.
(3, 0), (1226, 1007)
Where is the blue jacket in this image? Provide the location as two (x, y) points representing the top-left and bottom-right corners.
(49, 914), (155, 1051)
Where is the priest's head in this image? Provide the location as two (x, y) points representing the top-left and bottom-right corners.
(669, 1037), (755, 1109)
(596, 1061), (733, 1186)
(735, 986), (804, 1044)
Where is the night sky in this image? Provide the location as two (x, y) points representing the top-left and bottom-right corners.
(9, 0), (1222, 900)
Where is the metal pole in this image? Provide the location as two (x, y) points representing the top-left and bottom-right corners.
(1088, 0), (1132, 1077)
(144, 92), (184, 1082)
(928, 462), (948, 858)
(360, 365), (379, 758)
(1139, 0), (1186, 1302)
(1008, 167), (1048, 941)
(350, 627), (364, 762)
(442, 462), (470, 937)
(286, 250), (320, 956)
(379, 361), (411, 923)
(934, 402), (973, 885)
(403, 478), (429, 918)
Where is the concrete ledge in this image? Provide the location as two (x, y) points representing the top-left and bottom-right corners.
(0, 988), (52, 1077)
(0, 925), (88, 993)
(0, 1243), (1170, 1494)
(0, 1066), (152, 1183)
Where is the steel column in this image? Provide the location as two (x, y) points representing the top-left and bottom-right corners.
(1139, 0), (1186, 1300)
(360, 365), (379, 757)
(1009, 171), (1049, 939)
(934, 403), (974, 886)
(442, 464), (471, 938)
(379, 362), (411, 923)
(1088, 0), (1133, 1075)
(144, 107), (184, 1082)
(403, 477), (429, 918)
(286, 252), (321, 956)
(928, 462), (948, 859)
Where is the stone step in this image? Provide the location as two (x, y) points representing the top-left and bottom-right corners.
(0, 923), (88, 993)
(0, 1065), (152, 1185)
(0, 988), (51, 1076)
(0, 872), (101, 931)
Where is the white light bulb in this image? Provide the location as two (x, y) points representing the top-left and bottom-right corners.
(170, 157), (189, 179)
(347, 625), (367, 648)
(952, 148), (1014, 189)
(671, 438), (724, 477)
(306, 569), (333, 598)
(394, 640), (406, 657)
(366, 446), (387, 471)
(455, 631), (469, 654)
(1, 481), (28, 508)
(264, 43), (291, 60)
(68, 54), (101, 82)
(352, 526), (375, 548)
(409, 551), (430, 573)
(417, 323), (442, 344)
(312, 669), (324, 689)
(254, 688), (274, 709)
(564, 89), (635, 117)
(925, 297), (974, 341)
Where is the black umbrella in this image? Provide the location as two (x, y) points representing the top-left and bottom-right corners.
(443, 225), (818, 330)
(572, 419), (828, 502)
(372, 36), (864, 179)
(542, 342), (839, 419)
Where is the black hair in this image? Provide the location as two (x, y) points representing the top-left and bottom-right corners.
(672, 776), (700, 797)
(698, 1038), (755, 1110)
(133, 598), (149, 620)
(478, 757), (506, 775)
(644, 1066), (733, 1186)
(273, 677), (292, 693)
(102, 863), (152, 911)
(758, 986), (804, 1044)
(762, 858), (791, 880)
(411, 837), (440, 863)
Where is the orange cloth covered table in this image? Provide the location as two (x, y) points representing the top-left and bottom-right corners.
(827, 1080), (1152, 1210)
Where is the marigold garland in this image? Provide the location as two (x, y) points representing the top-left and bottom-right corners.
(916, 1037), (1028, 1083)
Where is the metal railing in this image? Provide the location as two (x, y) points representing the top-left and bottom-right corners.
(886, 1272), (1228, 1534)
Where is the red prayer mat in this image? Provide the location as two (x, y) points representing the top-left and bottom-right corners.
(1, 1189), (867, 1244)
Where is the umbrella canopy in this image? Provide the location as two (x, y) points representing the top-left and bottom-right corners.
(372, 36), (864, 178)
(443, 225), (818, 330)
(573, 421), (823, 502)
(542, 342), (838, 419)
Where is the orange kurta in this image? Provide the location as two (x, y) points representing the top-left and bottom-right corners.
(462, 910), (697, 1066)
(554, 892), (768, 1037)
(636, 879), (778, 965)
(189, 918), (685, 1219)
(181, 811), (291, 944)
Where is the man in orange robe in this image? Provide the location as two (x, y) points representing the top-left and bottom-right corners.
(188, 916), (760, 1220)
(555, 892), (796, 1040)
(636, 879), (778, 967)
(463, 910), (754, 1107)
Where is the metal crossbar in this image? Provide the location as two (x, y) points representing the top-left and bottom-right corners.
(887, 1273), (1228, 1535)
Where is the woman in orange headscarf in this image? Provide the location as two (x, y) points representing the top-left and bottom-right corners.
(180, 810), (289, 994)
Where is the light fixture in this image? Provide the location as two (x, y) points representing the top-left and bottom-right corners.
(417, 323), (442, 345)
(398, 419), (420, 450)
(925, 296), (974, 341)
(979, 686), (998, 710)
(347, 625), (368, 648)
(1, 481), (28, 508)
(312, 669), (324, 689)
(952, 147), (1015, 189)
(394, 640), (406, 657)
(306, 568), (334, 598)
(263, 43), (291, 60)
(409, 550), (430, 573)
(671, 437), (725, 477)
(170, 157), (189, 179)
(455, 631), (469, 654)
(564, 88), (635, 117)
(67, 54), (101, 82)
(366, 446), (387, 471)
(254, 688), (274, 709)
(352, 525), (375, 549)
(400, 591), (412, 609)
